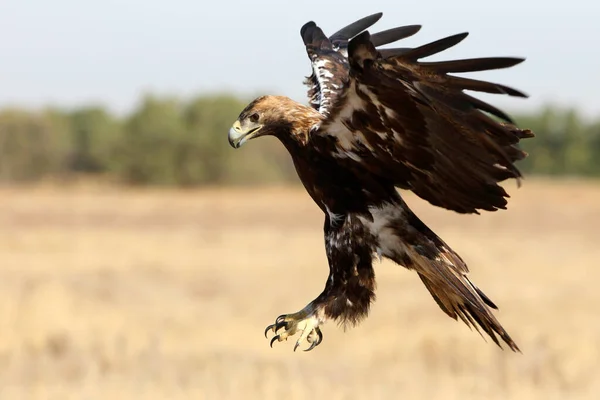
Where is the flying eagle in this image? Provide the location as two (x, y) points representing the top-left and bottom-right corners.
(228, 13), (532, 352)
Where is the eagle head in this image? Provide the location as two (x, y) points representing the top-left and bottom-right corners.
(228, 95), (318, 148)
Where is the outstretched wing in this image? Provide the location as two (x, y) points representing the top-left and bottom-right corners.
(313, 23), (533, 214)
(301, 13), (421, 116)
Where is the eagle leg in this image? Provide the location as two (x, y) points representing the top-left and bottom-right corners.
(264, 214), (377, 352)
(264, 304), (325, 352)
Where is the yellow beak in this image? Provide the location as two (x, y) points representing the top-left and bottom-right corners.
(228, 120), (262, 149)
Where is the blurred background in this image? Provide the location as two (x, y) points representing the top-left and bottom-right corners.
(0, 1), (599, 399)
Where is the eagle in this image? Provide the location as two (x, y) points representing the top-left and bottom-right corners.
(228, 12), (532, 352)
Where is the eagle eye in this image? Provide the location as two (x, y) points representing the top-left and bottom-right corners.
(249, 113), (260, 123)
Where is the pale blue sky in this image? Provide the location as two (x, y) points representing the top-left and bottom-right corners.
(1, 0), (599, 116)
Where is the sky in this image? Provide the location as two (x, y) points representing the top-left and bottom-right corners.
(1, 0), (599, 117)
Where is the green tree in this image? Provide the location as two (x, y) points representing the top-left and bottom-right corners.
(67, 107), (120, 174)
(0, 109), (70, 182)
(111, 95), (187, 185)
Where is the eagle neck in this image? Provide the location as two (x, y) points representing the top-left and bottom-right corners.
(273, 123), (310, 153)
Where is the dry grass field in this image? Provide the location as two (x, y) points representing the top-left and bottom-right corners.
(0, 179), (599, 399)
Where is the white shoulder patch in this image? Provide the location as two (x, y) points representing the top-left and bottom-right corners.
(325, 205), (345, 226)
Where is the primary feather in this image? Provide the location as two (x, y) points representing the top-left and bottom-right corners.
(312, 27), (533, 214)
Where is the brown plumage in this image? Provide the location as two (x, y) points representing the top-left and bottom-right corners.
(228, 12), (532, 352)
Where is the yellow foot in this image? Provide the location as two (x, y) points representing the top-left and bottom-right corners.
(264, 310), (324, 352)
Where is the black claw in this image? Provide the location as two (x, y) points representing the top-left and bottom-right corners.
(264, 324), (275, 338)
(270, 335), (280, 348)
(293, 341), (300, 352)
(304, 340), (318, 352)
(265, 318), (288, 339)
(305, 329), (323, 351)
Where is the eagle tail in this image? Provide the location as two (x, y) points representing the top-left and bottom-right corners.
(415, 258), (520, 352)
(385, 204), (521, 351)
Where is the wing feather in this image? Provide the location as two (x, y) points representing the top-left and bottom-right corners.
(370, 25), (421, 47)
(400, 32), (469, 60)
(329, 12), (383, 47)
(301, 14), (427, 115)
(315, 28), (533, 213)
(420, 57), (524, 73)
(378, 48), (413, 58)
(445, 75), (528, 97)
(462, 93), (515, 123)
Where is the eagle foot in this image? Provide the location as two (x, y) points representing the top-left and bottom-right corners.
(264, 310), (323, 352)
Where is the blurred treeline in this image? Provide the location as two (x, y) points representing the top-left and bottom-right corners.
(0, 93), (598, 186)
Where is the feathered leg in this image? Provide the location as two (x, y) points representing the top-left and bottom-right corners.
(265, 214), (377, 351)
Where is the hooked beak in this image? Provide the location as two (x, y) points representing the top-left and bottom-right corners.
(228, 120), (262, 149)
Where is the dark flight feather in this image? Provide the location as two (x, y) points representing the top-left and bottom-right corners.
(370, 25), (422, 47)
(329, 12), (382, 43)
(378, 47), (413, 58)
(420, 57), (525, 73)
(301, 22), (330, 49)
(462, 93), (515, 123)
(399, 32), (469, 60)
(447, 76), (528, 97)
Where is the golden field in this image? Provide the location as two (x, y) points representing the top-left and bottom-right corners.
(0, 179), (599, 399)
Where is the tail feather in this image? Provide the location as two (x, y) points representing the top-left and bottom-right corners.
(369, 198), (519, 351)
(417, 267), (519, 352)
(395, 206), (520, 351)
(467, 276), (498, 310)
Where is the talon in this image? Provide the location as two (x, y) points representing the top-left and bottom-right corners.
(264, 324), (275, 338)
(315, 328), (323, 346)
(264, 309), (324, 352)
(304, 340), (318, 352)
(270, 335), (280, 348)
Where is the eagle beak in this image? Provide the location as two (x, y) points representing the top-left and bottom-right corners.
(228, 120), (262, 149)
